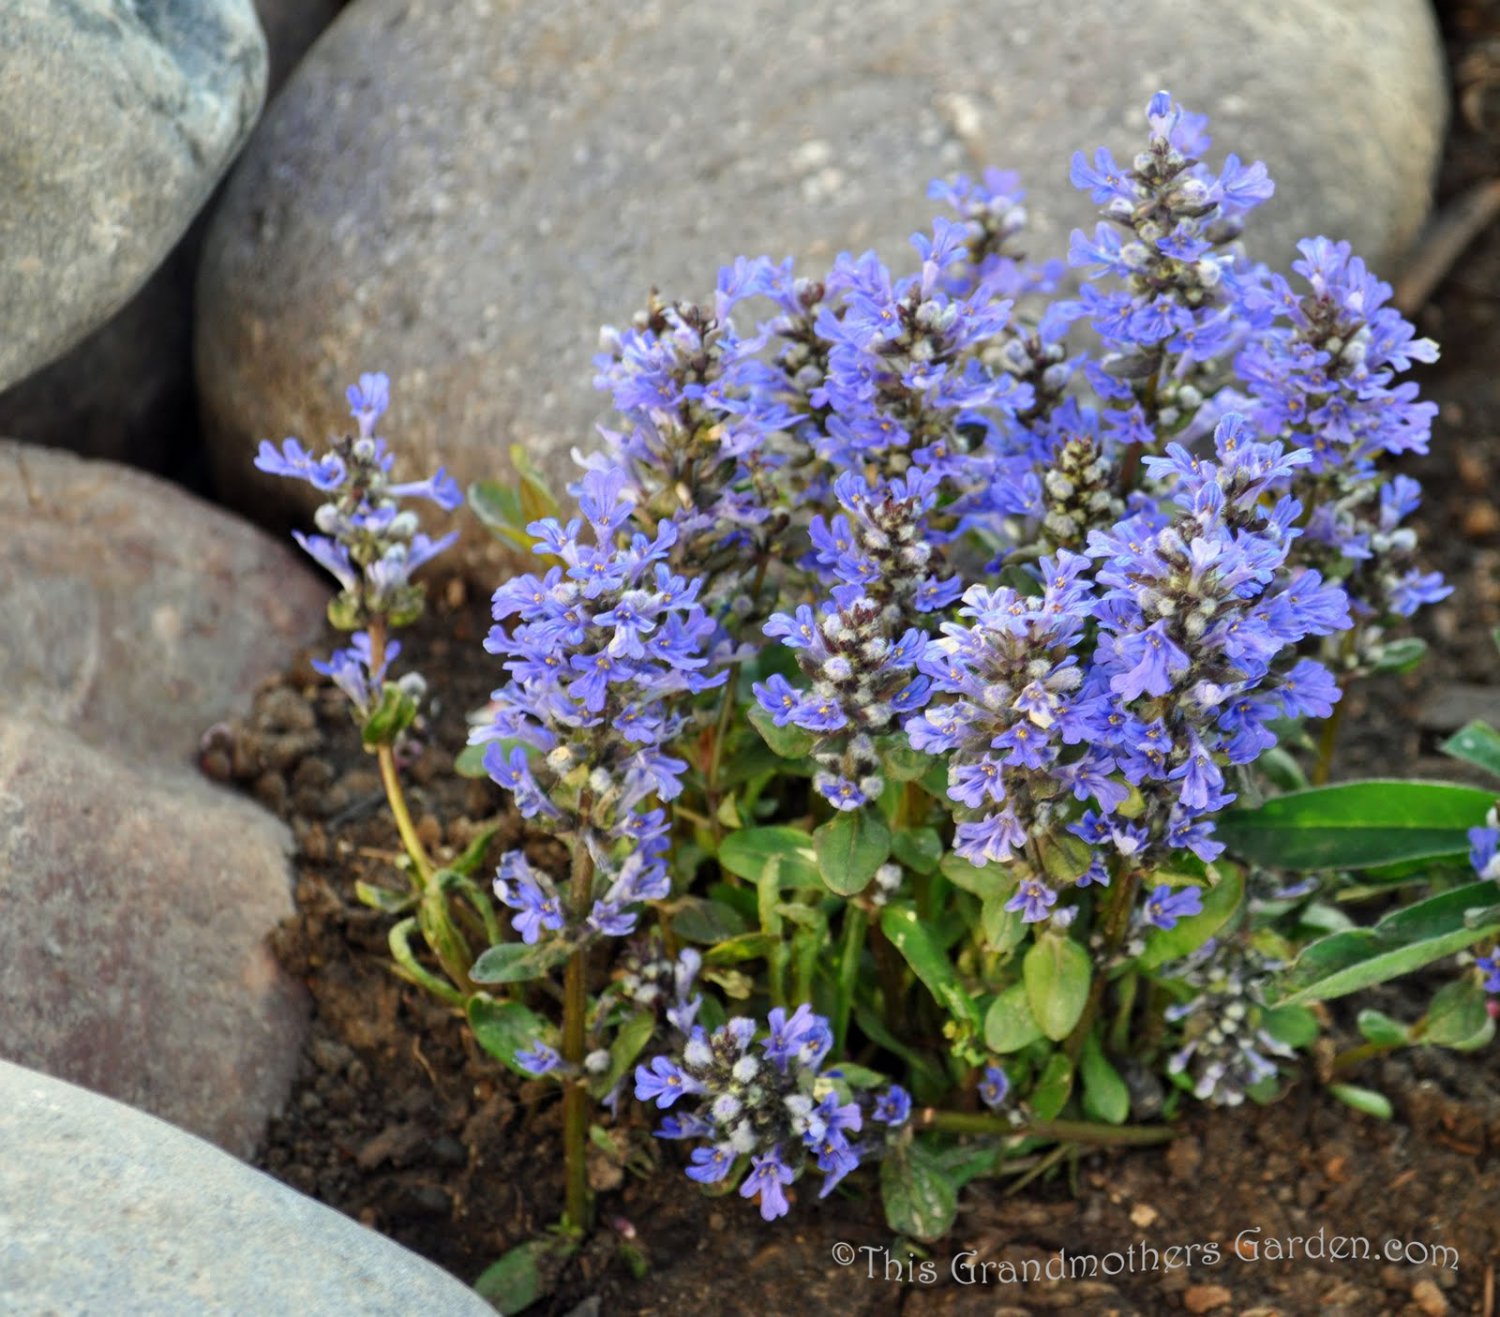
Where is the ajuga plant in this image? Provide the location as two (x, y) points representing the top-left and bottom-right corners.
(269, 94), (1499, 1277)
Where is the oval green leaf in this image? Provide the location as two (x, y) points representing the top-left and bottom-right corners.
(1023, 935), (1092, 1041)
(1215, 780), (1494, 872)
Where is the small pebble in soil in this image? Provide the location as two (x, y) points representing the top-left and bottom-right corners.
(1129, 1202), (1158, 1227)
(1412, 1278), (1450, 1317)
(1183, 1284), (1233, 1313)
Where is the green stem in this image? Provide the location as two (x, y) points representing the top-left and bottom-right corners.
(918, 1108), (1177, 1146)
(1311, 692), (1347, 787)
(870, 922), (907, 1035)
(368, 620), (476, 995)
(1063, 864), (1143, 1063)
(833, 905), (869, 1055)
(562, 793), (596, 1231)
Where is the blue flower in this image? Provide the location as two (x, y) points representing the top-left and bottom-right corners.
(686, 1144), (736, 1183)
(1005, 878), (1058, 924)
(516, 1042), (561, 1076)
(740, 1149), (795, 1221)
(1477, 953), (1500, 995)
(1142, 884), (1204, 931)
(255, 437), (346, 491)
(634, 1056), (705, 1109)
(1471, 826), (1500, 882)
(979, 1065), (1010, 1110)
(871, 1086), (912, 1126)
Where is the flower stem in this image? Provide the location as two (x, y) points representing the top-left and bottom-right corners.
(1311, 693), (1347, 787)
(917, 1108), (1176, 1145)
(366, 619), (436, 890)
(562, 793), (596, 1232)
(833, 904), (869, 1054)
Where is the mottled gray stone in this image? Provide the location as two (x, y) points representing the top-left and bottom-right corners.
(196, 0), (1445, 553)
(0, 0), (342, 473)
(0, 717), (308, 1158)
(0, 1059), (493, 1315)
(0, 0), (267, 390)
(0, 441), (328, 770)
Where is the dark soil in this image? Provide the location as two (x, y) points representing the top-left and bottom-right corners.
(228, 8), (1500, 1313)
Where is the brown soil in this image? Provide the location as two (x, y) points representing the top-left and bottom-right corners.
(229, 7), (1500, 1313)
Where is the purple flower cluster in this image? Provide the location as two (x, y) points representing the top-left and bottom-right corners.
(754, 469), (958, 809)
(906, 551), (1113, 875)
(256, 372), (461, 628)
(256, 372), (460, 733)
(635, 1005), (911, 1219)
(1065, 92), (1272, 396)
(594, 282), (789, 602)
(1163, 939), (1294, 1106)
(1237, 237), (1448, 660)
(1080, 415), (1350, 861)
(907, 413), (1352, 922)
(475, 465), (726, 943)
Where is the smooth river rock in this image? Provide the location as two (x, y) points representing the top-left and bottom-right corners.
(196, 0), (1446, 549)
(0, 0), (267, 391)
(0, 717), (309, 1158)
(0, 441), (328, 771)
(0, 1059), (494, 1315)
(0, 0), (342, 473)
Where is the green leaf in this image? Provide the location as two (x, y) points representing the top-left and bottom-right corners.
(1260, 1003), (1319, 1049)
(1440, 721), (1500, 780)
(747, 703), (818, 759)
(1030, 1051), (1074, 1121)
(473, 1238), (556, 1314)
(1371, 637), (1428, 674)
(361, 683), (419, 748)
(454, 742), (491, 778)
(1355, 1008), (1410, 1048)
(1079, 1033), (1130, 1125)
(670, 897), (749, 944)
(1277, 881), (1500, 1005)
(589, 1011), (657, 1098)
(881, 902), (982, 1029)
(1421, 977), (1492, 1048)
(814, 810), (891, 897)
(1257, 746), (1309, 792)
(1036, 831), (1092, 885)
(880, 1141), (958, 1243)
(1139, 866), (1244, 970)
(1023, 935), (1092, 1041)
(469, 940), (572, 985)
(891, 827), (943, 876)
(879, 737), (937, 783)
(980, 893), (1028, 956)
(450, 824), (500, 878)
(354, 879), (417, 915)
(984, 982), (1044, 1053)
(701, 932), (774, 965)
(938, 851), (1007, 898)
(717, 826), (821, 889)
(1216, 781), (1495, 872)
(1327, 1083), (1394, 1120)
(467, 995), (551, 1076)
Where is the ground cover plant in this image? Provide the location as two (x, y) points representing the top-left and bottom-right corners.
(255, 91), (1500, 1304)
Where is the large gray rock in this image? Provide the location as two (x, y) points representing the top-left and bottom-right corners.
(0, 0), (267, 391)
(196, 0), (1445, 548)
(0, 0), (343, 474)
(0, 1059), (493, 1315)
(0, 717), (309, 1158)
(0, 441), (328, 770)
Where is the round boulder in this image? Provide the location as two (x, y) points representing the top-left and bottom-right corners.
(0, 0), (267, 390)
(196, 0), (1445, 547)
